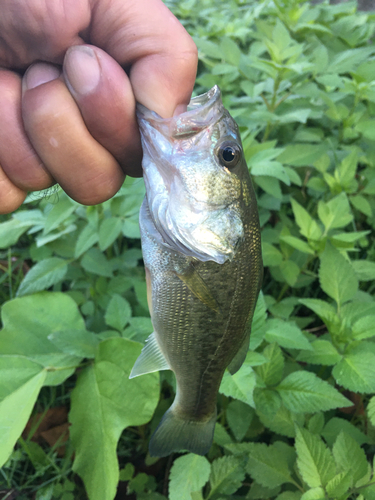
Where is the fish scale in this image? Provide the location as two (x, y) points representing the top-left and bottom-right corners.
(130, 86), (263, 457)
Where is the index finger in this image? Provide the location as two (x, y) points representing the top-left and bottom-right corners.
(90, 0), (198, 117)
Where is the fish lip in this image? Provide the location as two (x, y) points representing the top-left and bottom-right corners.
(136, 85), (225, 139)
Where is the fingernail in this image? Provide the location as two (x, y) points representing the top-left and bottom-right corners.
(64, 46), (101, 96)
(24, 63), (61, 90)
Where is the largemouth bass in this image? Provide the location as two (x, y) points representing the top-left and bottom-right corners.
(130, 86), (262, 457)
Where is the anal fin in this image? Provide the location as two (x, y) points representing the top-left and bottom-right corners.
(129, 332), (170, 379)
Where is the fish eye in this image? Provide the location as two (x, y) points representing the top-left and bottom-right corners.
(216, 141), (242, 169)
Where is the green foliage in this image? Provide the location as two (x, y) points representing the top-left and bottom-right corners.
(1, 1), (375, 499)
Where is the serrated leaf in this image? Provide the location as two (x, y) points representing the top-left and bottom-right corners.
(74, 224), (99, 258)
(297, 340), (342, 365)
(352, 260), (375, 281)
(220, 366), (256, 407)
(326, 471), (352, 497)
(105, 294), (132, 331)
(367, 397), (375, 426)
(276, 371), (351, 413)
(317, 192), (353, 232)
(70, 338), (159, 500)
(257, 405), (304, 438)
(265, 319), (312, 351)
(295, 427), (336, 488)
(298, 298), (338, 326)
(99, 218), (123, 251)
(43, 197), (76, 234)
(262, 242), (283, 267)
(17, 258), (68, 296)
(246, 442), (294, 488)
(352, 316), (375, 340)
(350, 195), (372, 217)
(291, 199), (322, 240)
(319, 243), (358, 306)
(332, 351), (375, 394)
(322, 417), (368, 447)
(226, 400), (254, 442)
(0, 357), (47, 467)
(279, 235), (314, 255)
(300, 487), (325, 500)
(169, 454), (210, 500)
(253, 388), (281, 416)
(255, 343), (284, 386)
(333, 432), (368, 486)
(209, 455), (245, 498)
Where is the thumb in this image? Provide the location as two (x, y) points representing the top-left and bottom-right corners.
(89, 0), (197, 117)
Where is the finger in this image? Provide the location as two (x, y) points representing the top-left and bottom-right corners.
(0, 165), (27, 214)
(90, 0), (198, 117)
(0, 69), (55, 191)
(63, 45), (142, 177)
(22, 63), (125, 205)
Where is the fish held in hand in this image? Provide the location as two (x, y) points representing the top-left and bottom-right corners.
(130, 86), (263, 457)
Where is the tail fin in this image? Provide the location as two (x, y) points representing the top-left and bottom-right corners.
(149, 406), (217, 457)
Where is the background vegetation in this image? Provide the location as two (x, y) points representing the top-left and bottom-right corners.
(1, 0), (375, 499)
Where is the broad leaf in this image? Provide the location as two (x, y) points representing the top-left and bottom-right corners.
(17, 258), (68, 296)
(169, 454), (210, 500)
(246, 442), (294, 488)
(70, 338), (159, 500)
(276, 371), (351, 413)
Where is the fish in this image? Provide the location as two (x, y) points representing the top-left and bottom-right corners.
(129, 85), (263, 457)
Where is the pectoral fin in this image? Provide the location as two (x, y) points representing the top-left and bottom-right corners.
(227, 329), (250, 375)
(176, 263), (220, 313)
(129, 332), (170, 379)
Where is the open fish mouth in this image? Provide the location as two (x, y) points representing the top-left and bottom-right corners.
(136, 85), (225, 140)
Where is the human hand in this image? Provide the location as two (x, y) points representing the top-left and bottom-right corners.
(0, 0), (197, 214)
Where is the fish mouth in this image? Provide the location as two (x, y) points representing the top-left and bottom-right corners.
(136, 86), (225, 139)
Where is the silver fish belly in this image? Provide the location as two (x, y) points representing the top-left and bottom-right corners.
(130, 86), (263, 457)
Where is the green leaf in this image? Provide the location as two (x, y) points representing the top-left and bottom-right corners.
(255, 343), (284, 386)
(295, 427), (336, 488)
(0, 292), (85, 385)
(297, 340), (342, 365)
(279, 235), (314, 255)
(220, 366), (256, 407)
(105, 294), (132, 331)
(122, 214), (141, 239)
(70, 337), (159, 500)
(17, 258), (68, 297)
(265, 319), (312, 351)
(208, 455), (245, 498)
(220, 37), (242, 66)
(169, 454), (210, 500)
(350, 195), (372, 217)
(276, 371), (351, 413)
(277, 144), (329, 167)
(43, 196), (76, 234)
(226, 400), (254, 442)
(251, 161), (291, 185)
(253, 388), (281, 416)
(99, 218), (123, 251)
(319, 243), (358, 306)
(257, 405), (304, 438)
(246, 442), (294, 488)
(291, 199), (322, 240)
(81, 248), (113, 277)
(298, 298), (337, 325)
(0, 356), (47, 467)
(352, 316), (375, 340)
(300, 488), (325, 500)
(74, 224), (99, 258)
(48, 329), (99, 358)
(322, 417), (368, 447)
(317, 192), (353, 232)
(325, 471), (352, 498)
(332, 351), (375, 394)
(0, 218), (31, 248)
(262, 242), (283, 267)
(352, 260), (375, 281)
(279, 260), (300, 286)
(332, 432), (368, 485)
(368, 397), (375, 426)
